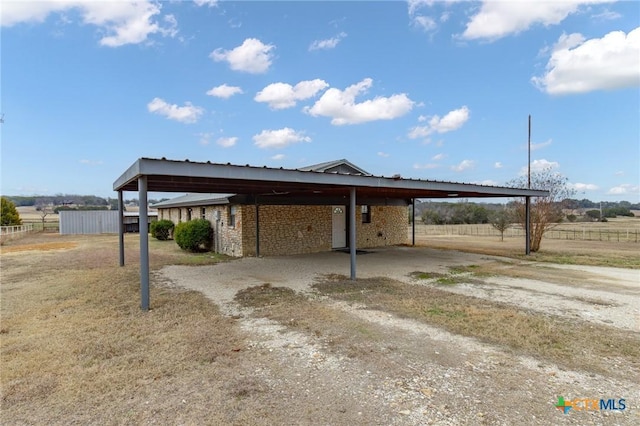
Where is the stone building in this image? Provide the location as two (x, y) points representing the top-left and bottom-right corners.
(152, 160), (408, 257)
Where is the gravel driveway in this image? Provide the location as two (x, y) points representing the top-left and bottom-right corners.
(158, 246), (640, 425)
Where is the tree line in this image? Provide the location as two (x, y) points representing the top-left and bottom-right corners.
(4, 195), (169, 209)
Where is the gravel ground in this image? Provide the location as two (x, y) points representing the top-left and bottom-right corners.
(158, 247), (640, 425)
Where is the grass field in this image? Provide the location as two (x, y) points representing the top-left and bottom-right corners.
(413, 216), (640, 243)
(2, 232), (639, 424)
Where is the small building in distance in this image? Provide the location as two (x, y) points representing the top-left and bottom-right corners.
(59, 210), (157, 234)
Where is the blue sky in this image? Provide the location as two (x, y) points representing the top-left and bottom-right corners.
(2, 0), (639, 202)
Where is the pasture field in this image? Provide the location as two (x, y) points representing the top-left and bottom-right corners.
(413, 216), (640, 243)
(15, 206), (60, 232)
(2, 232), (639, 424)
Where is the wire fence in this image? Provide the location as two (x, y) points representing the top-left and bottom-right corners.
(20, 219), (60, 233)
(412, 224), (640, 243)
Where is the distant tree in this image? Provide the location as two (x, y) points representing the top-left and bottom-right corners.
(35, 199), (55, 232)
(603, 206), (634, 218)
(508, 168), (575, 252)
(585, 210), (601, 221)
(422, 210), (445, 225)
(563, 199), (580, 210)
(1, 197), (22, 226)
(489, 208), (513, 242)
(566, 214), (577, 222)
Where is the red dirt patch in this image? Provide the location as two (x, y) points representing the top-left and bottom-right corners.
(0, 242), (78, 254)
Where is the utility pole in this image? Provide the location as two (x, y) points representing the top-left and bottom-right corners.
(525, 115), (531, 255)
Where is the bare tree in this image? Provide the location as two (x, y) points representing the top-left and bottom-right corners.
(35, 200), (54, 232)
(489, 208), (512, 242)
(507, 168), (575, 252)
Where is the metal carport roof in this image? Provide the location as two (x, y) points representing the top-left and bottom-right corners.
(114, 158), (548, 310)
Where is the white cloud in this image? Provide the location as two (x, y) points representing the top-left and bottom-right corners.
(592, 9), (621, 21)
(309, 32), (347, 51)
(211, 38), (275, 74)
(147, 97), (203, 124)
(407, 0), (441, 32)
(194, 0), (218, 7)
(413, 15), (437, 32)
(615, 171), (625, 176)
(253, 128), (311, 149)
(608, 184), (640, 195)
(520, 159), (560, 175)
(461, 1), (614, 41)
(271, 154), (285, 160)
(407, 0), (434, 17)
(451, 159), (475, 172)
(530, 138), (552, 151)
(255, 79), (328, 110)
(1, 1), (176, 47)
(378, 152), (390, 158)
(408, 106), (470, 139)
(413, 163), (440, 170)
(217, 137), (238, 148)
(432, 153), (445, 161)
(198, 132), (213, 146)
(494, 162), (503, 169)
(570, 182), (599, 191)
(532, 27), (640, 95)
(206, 84), (243, 99)
(305, 78), (414, 125)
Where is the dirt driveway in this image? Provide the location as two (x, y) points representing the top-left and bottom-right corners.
(159, 247), (640, 425)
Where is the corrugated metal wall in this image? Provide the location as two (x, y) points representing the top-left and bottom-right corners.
(59, 211), (119, 234)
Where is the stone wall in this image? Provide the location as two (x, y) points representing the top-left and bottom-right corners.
(355, 205), (408, 248)
(241, 205), (332, 256)
(157, 203), (408, 257)
(209, 205), (243, 257)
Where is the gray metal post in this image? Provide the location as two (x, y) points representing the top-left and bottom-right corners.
(411, 199), (416, 246)
(525, 196), (531, 255)
(139, 176), (150, 310)
(118, 190), (125, 267)
(350, 187), (357, 280)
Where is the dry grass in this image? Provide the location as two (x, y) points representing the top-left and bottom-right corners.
(415, 235), (640, 268)
(3, 232), (639, 423)
(0, 233), (269, 425)
(235, 284), (385, 358)
(311, 275), (640, 380)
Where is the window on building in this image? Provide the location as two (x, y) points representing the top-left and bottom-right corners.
(229, 205), (237, 227)
(187, 208), (192, 221)
(178, 209), (182, 222)
(201, 207), (206, 220)
(361, 205), (371, 223)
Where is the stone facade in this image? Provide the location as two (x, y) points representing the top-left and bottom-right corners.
(158, 203), (408, 257)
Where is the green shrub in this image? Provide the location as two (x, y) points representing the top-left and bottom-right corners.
(1, 197), (22, 226)
(150, 219), (175, 240)
(174, 219), (212, 252)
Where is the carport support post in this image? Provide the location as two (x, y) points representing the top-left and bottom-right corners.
(118, 190), (124, 267)
(525, 196), (531, 255)
(350, 187), (357, 280)
(139, 176), (150, 311)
